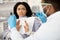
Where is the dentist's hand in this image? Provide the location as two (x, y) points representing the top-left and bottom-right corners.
(16, 20), (21, 31)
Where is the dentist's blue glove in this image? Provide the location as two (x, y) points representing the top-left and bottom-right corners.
(36, 12), (47, 23)
(8, 15), (16, 28)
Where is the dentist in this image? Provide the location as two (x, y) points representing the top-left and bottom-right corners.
(25, 0), (60, 40)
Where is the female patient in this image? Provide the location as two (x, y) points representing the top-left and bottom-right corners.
(13, 2), (41, 38)
(2, 2), (42, 40)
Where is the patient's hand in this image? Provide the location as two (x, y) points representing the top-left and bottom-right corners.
(24, 21), (29, 32)
(16, 20), (21, 31)
(16, 20), (29, 32)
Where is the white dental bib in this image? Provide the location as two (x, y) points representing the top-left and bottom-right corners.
(17, 17), (36, 35)
(17, 17), (27, 34)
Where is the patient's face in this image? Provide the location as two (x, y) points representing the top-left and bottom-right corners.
(17, 4), (27, 17)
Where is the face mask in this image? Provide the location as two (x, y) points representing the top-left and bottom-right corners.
(8, 12), (16, 29)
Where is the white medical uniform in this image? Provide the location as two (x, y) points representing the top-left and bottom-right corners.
(25, 11), (60, 40)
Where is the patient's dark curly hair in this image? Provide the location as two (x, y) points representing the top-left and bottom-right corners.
(13, 2), (32, 19)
